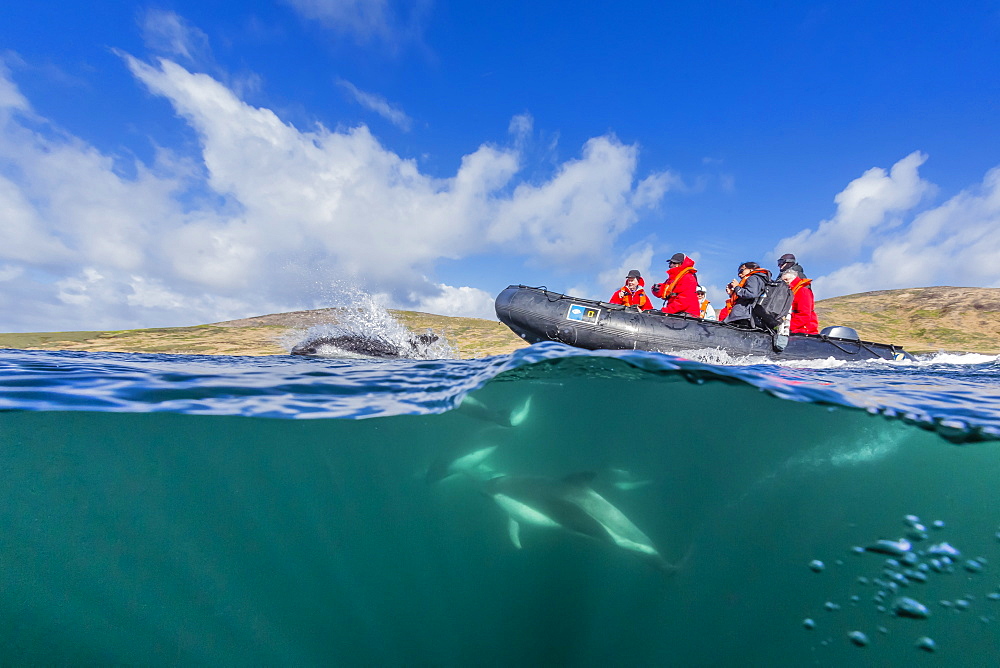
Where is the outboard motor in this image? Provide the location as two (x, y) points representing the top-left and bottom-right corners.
(820, 325), (860, 341)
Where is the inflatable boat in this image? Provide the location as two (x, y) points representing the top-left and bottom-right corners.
(495, 285), (914, 362)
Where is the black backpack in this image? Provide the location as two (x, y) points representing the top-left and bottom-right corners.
(752, 276), (793, 331)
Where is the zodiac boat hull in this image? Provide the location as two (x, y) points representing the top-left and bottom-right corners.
(495, 285), (914, 362)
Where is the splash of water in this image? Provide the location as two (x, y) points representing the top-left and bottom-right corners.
(280, 283), (456, 359)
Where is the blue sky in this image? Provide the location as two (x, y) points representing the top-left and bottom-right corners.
(2, 1), (1000, 331)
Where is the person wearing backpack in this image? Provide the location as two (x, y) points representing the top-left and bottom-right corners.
(722, 261), (770, 328)
(651, 253), (700, 317)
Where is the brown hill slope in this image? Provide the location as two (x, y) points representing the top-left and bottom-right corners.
(814, 286), (1000, 354)
(1, 287), (997, 357)
(0, 308), (528, 358)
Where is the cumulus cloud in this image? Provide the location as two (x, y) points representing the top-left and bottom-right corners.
(776, 151), (935, 262)
(489, 136), (650, 263)
(337, 79), (413, 131)
(814, 167), (1000, 297)
(585, 242), (656, 299)
(778, 154), (1000, 298)
(412, 284), (496, 320)
(0, 56), (672, 331)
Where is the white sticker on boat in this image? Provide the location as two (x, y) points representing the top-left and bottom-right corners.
(566, 304), (600, 323)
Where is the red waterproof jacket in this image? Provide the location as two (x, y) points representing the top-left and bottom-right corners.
(652, 256), (700, 317)
(789, 277), (819, 334)
(609, 278), (654, 310)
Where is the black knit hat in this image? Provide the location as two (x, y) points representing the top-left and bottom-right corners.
(669, 253), (686, 264)
(778, 253), (796, 266)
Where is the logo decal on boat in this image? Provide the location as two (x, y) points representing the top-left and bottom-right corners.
(566, 304), (600, 323)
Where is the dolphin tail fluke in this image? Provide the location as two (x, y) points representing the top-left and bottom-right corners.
(507, 518), (523, 549)
(656, 543), (696, 576)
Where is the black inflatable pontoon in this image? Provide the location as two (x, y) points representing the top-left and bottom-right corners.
(495, 285), (914, 362)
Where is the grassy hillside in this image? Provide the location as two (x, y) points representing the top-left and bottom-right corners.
(2, 286), (998, 357)
(814, 286), (1000, 354)
(0, 308), (528, 358)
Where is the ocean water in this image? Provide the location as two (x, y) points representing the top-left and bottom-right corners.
(1, 342), (1000, 665)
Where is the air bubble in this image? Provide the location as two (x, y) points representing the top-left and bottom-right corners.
(848, 631), (869, 647)
(915, 636), (936, 652)
(927, 542), (960, 558)
(866, 539), (912, 556)
(892, 596), (930, 619)
(808, 559), (825, 573)
(803, 618), (815, 630)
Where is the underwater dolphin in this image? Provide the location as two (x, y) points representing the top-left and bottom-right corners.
(607, 467), (653, 492)
(456, 395), (533, 428)
(483, 471), (676, 572)
(426, 444), (499, 484)
(291, 332), (439, 358)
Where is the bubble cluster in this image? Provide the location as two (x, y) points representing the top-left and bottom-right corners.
(803, 514), (999, 654)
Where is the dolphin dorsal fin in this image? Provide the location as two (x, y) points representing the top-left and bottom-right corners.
(561, 471), (597, 487)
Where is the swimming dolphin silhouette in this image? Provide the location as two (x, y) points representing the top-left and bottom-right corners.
(425, 444), (499, 484)
(456, 395), (533, 428)
(606, 467), (653, 491)
(483, 471), (676, 572)
(291, 332), (439, 358)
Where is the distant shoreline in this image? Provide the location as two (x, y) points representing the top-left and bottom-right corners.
(2, 287), (998, 357)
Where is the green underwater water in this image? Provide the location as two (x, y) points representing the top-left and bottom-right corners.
(1, 366), (998, 665)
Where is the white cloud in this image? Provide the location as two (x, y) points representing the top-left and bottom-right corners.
(776, 151), (935, 262)
(140, 9), (212, 65)
(412, 284), (496, 320)
(0, 58), (30, 113)
(284, 0), (424, 48)
(0, 57), (670, 332)
(0, 264), (24, 282)
(489, 136), (675, 264)
(337, 79), (412, 131)
(788, 158), (1000, 298)
(587, 243), (656, 299)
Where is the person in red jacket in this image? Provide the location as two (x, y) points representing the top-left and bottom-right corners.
(609, 270), (654, 310)
(652, 253), (700, 317)
(780, 268), (820, 334)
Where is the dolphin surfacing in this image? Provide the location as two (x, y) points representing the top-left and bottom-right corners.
(291, 332), (439, 358)
(484, 472), (676, 572)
